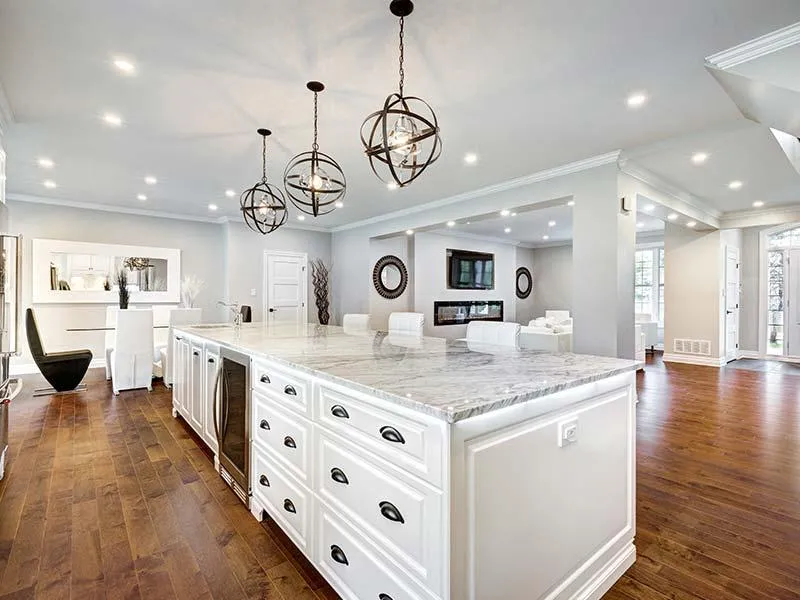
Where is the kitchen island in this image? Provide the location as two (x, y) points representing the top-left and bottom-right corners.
(171, 323), (639, 600)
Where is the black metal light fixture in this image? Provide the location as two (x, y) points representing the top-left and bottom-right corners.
(360, 0), (442, 188)
(240, 129), (288, 234)
(284, 82), (346, 217)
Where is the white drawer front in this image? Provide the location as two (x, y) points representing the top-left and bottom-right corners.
(252, 359), (310, 417)
(317, 508), (435, 600)
(251, 445), (311, 553)
(317, 385), (444, 487)
(252, 391), (311, 484)
(317, 432), (444, 594)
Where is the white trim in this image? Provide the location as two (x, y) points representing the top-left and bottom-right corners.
(0, 82), (13, 136)
(218, 215), (330, 233)
(705, 22), (800, 69)
(331, 151), (621, 233)
(719, 205), (800, 230)
(11, 357), (106, 376)
(737, 350), (800, 363)
(662, 353), (727, 367)
(572, 543), (636, 600)
(263, 250), (308, 327)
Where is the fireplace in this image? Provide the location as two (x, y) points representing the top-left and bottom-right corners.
(433, 300), (504, 326)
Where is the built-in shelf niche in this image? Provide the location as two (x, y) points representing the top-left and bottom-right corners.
(433, 300), (504, 326)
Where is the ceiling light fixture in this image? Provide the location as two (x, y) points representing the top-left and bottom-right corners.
(297, 215), (306, 221)
(43, 180), (57, 189)
(691, 152), (708, 165)
(542, 235), (550, 241)
(753, 200), (764, 208)
(636, 222), (644, 228)
(284, 81), (346, 217)
(667, 213), (678, 221)
(225, 189), (236, 198)
(446, 220), (455, 227)
(144, 176), (157, 185)
(102, 112), (123, 127)
(626, 92), (648, 108)
(335, 201), (344, 208)
(37, 157), (54, 169)
(387, 181), (398, 191)
(548, 220), (556, 227)
(208, 204), (218, 211)
(504, 227), (511, 234)
(406, 229), (414, 236)
(567, 200), (575, 207)
(511, 212), (517, 217)
(728, 180), (743, 190)
(500, 209), (510, 217)
(361, 0), (441, 188)
(240, 128), (288, 235)
(686, 221), (697, 228)
(464, 152), (478, 165)
(113, 58), (136, 74)
(137, 194), (147, 201)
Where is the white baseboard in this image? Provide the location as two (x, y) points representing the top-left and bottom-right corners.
(662, 353), (727, 367)
(738, 350), (760, 359)
(10, 357), (106, 376)
(736, 350), (800, 364)
(574, 542), (636, 600)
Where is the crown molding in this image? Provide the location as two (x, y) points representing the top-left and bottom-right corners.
(0, 82), (13, 137)
(217, 215), (330, 233)
(420, 229), (524, 247)
(718, 203), (800, 229)
(705, 22), (800, 70)
(331, 151), (621, 233)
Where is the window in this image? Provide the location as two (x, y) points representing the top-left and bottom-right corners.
(767, 249), (784, 355)
(635, 247), (664, 325)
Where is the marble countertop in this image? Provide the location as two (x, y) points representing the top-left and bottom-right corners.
(179, 323), (639, 423)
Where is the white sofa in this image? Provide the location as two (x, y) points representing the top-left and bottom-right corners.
(466, 321), (520, 347)
(635, 312), (658, 351)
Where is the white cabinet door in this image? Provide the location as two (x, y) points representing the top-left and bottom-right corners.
(189, 342), (204, 432)
(173, 335), (190, 416)
(204, 350), (220, 454)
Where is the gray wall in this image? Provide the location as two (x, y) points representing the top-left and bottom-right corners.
(530, 244), (572, 320)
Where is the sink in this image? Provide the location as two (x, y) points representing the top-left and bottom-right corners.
(190, 324), (234, 330)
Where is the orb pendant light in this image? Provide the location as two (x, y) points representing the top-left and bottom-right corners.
(360, 0), (442, 188)
(284, 81), (346, 217)
(240, 129), (288, 234)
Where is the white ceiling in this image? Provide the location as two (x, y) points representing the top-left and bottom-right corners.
(2, 1), (800, 226)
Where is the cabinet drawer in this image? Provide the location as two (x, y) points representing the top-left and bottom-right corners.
(252, 391), (311, 484)
(317, 432), (444, 594)
(317, 385), (445, 487)
(317, 508), (436, 600)
(251, 445), (311, 554)
(252, 359), (310, 417)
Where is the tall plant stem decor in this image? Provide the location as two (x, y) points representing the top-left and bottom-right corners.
(310, 259), (330, 325)
(116, 269), (129, 309)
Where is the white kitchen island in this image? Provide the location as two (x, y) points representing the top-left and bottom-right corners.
(172, 323), (639, 600)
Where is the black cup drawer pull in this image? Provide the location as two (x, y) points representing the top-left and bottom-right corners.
(259, 419), (270, 431)
(259, 474), (270, 487)
(283, 436), (296, 449)
(208, 357), (215, 363)
(193, 350), (200, 356)
(379, 426), (405, 445)
(379, 595), (394, 600)
(330, 545), (348, 565)
(283, 498), (296, 514)
(284, 385), (297, 396)
(330, 467), (349, 485)
(331, 404), (349, 419)
(379, 501), (405, 524)
(260, 374), (270, 384)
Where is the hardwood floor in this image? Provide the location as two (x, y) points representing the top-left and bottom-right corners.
(2, 355), (800, 599)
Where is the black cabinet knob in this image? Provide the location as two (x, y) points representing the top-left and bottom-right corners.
(259, 474), (270, 487)
(330, 545), (348, 565)
(331, 404), (349, 419)
(175, 336), (182, 341)
(379, 501), (405, 524)
(208, 358), (215, 363)
(379, 426), (405, 444)
(260, 374), (270, 384)
(193, 351), (200, 356)
(283, 498), (296, 514)
(379, 595), (394, 600)
(330, 468), (349, 485)
(259, 419), (270, 431)
(284, 385), (297, 396)
(283, 436), (296, 449)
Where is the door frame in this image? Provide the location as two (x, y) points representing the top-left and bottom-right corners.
(724, 245), (740, 363)
(262, 250), (308, 326)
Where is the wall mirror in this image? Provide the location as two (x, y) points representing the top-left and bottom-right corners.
(32, 239), (181, 304)
(372, 255), (408, 299)
(516, 266), (532, 299)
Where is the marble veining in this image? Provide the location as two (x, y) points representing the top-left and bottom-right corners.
(181, 323), (639, 423)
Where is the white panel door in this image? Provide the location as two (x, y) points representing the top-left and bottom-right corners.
(264, 251), (307, 326)
(786, 249), (800, 357)
(724, 247), (740, 363)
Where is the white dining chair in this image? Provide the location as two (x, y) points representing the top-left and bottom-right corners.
(155, 308), (202, 387)
(110, 309), (154, 395)
(342, 313), (371, 334)
(466, 321), (521, 348)
(388, 312), (424, 336)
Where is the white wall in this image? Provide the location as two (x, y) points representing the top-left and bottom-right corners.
(530, 244), (572, 319)
(514, 246), (536, 325)
(413, 232), (517, 338)
(369, 236), (413, 330)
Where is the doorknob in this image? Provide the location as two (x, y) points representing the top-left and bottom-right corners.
(269, 308), (277, 313)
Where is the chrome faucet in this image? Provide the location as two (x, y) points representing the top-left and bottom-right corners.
(218, 301), (243, 329)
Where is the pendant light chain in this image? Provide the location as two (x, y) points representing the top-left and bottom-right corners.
(398, 16), (405, 96)
(261, 134), (268, 182)
(312, 91), (319, 152)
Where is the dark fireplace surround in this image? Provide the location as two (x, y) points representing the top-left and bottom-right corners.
(433, 300), (504, 326)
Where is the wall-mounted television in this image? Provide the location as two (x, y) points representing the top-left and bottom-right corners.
(447, 249), (495, 290)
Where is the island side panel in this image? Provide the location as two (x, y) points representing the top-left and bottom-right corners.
(449, 371), (636, 600)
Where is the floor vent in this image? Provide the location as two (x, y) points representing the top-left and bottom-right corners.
(673, 338), (712, 356)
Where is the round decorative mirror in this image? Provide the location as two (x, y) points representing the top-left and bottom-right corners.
(373, 255), (408, 299)
(516, 266), (532, 299)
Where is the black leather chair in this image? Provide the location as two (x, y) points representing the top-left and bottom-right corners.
(240, 305), (252, 323)
(26, 308), (93, 392)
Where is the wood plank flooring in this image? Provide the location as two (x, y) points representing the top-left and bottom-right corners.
(2, 355), (800, 599)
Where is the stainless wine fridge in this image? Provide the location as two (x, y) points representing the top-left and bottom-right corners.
(0, 234), (23, 480)
(214, 345), (250, 506)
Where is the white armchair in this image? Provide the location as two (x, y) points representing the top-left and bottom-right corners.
(155, 308), (202, 387)
(635, 313), (658, 351)
(388, 312), (424, 336)
(110, 309), (154, 395)
(342, 313), (371, 334)
(544, 310), (572, 327)
(466, 321), (520, 347)
(519, 326), (573, 352)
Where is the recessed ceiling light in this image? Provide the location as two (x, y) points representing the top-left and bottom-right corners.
(37, 157), (54, 169)
(446, 220), (455, 227)
(644, 204), (655, 212)
(387, 182), (399, 191)
(335, 201), (344, 208)
(511, 212), (517, 217)
(466, 221), (471, 225)
(752, 200), (764, 208)
(113, 58), (136, 75)
(406, 229), (414, 236)
(102, 112), (123, 127)
(548, 220), (556, 227)
(542, 235), (550, 240)
(297, 215), (306, 221)
(500, 209), (510, 217)
(225, 189), (236, 198)
(144, 175), (157, 185)
(686, 221), (697, 228)
(626, 92), (648, 108)
(567, 200), (575, 207)
(137, 194), (147, 201)
(504, 227), (511, 234)
(43, 180), (57, 189)
(208, 203), (218, 211)
(667, 213), (678, 221)
(728, 180), (743, 190)
(636, 222), (644, 228)
(691, 152), (709, 165)
(463, 152), (478, 165)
